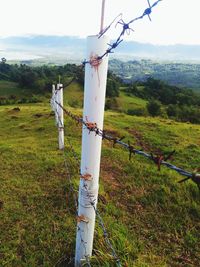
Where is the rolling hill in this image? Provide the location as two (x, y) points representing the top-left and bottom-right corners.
(1, 35), (200, 90)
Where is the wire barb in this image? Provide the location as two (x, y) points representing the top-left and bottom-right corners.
(178, 171), (200, 190)
(83, 0), (162, 64)
(128, 141), (135, 161)
(53, 101), (200, 188)
(151, 150), (175, 171)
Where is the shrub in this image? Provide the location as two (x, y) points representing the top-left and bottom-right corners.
(147, 99), (162, 117)
(105, 98), (119, 110)
(127, 108), (147, 116)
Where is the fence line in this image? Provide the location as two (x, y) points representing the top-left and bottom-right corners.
(51, 86), (200, 266)
(54, 99), (200, 189)
(50, 1), (200, 265)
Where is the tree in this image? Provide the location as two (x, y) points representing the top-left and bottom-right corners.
(166, 104), (178, 117)
(1, 57), (6, 63)
(106, 78), (119, 97)
(147, 99), (161, 117)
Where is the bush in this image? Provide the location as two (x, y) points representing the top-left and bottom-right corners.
(105, 98), (119, 110)
(106, 79), (119, 98)
(166, 104), (178, 117)
(147, 99), (162, 117)
(127, 108), (147, 116)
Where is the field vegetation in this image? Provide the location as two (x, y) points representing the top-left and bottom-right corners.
(0, 60), (200, 266)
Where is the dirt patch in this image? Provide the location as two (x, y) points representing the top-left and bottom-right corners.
(8, 107), (20, 115)
(10, 116), (19, 120)
(34, 113), (43, 118)
(101, 157), (123, 191)
(0, 200), (3, 210)
(128, 128), (152, 152)
(12, 107), (20, 112)
(103, 129), (120, 138)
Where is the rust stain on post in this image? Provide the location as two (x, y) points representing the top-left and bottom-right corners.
(77, 215), (89, 223)
(89, 53), (102, 86)
(81, 173), (93, 181)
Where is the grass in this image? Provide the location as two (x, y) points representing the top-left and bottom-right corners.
(0, 96), (200, 266)
(0, 81), (30, 97)
(62, 82), (147, 113)
(63, 82), (83, 108)
(116, 88), (147, 112)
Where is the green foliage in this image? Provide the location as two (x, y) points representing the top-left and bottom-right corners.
(0, 102), (200, 266)
(125, 78), (200, 123)
(147, 99), (162, 117)
(106, 72), (120, 98)
(127, 108), (147, 116)
(0, 61), (84, 92)
(166, 104), (178, 117)
(109, 59), (200, 89)
(105, 97), (119, 111)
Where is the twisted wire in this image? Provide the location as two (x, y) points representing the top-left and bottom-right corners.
(54, 100), (200, 182)
(83, 0), (162, 64)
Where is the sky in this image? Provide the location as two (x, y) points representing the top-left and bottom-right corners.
(0, 0), (200, 45)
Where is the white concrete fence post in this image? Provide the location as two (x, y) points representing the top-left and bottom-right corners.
(56, 83), (64, 150)
(51, 84), (58, 126)
(75, 35), (109, 266)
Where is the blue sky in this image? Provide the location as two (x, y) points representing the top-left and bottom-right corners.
(0, 0), (200, 45)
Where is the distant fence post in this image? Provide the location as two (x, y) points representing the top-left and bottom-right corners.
(56, 83), (64, 150)
(75, 35), (109, 266)
(51, 84), (58, 126)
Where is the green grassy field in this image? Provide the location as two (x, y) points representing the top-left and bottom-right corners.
(63, 82), (147, 114)
(0, 97), (200, 266)
(0, 81), (29, 97)
(116, 89), (147, 112)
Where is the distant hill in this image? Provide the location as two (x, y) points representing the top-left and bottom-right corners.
(1, 35), (200, 89)
(109, 59), (200, 89)
(1, 35), (200, 62)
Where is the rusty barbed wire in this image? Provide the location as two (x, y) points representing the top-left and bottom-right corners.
(60, 129), (122, 265)
(83, 0), (162, 65)
(53, 99), (200, 188)
(52, 96), (122, 266)
(52, 107), (92, 266)
(64, 141), (122, 265)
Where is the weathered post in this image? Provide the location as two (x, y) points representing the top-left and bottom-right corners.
(51, 84), (59, 126)
(75, 34), (109, 266)
(56, 83), (64, 150)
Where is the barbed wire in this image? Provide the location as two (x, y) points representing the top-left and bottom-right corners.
(83, 0), (162, 65)
(82, 182), (122, 266)
(53, 99), (200, 189)
(62, 125), (122, 266)
(52, 1), (162, 96)
(98, 13), (123, 38)
(52, 95), (122, 266)
(52, 107), (92, 266)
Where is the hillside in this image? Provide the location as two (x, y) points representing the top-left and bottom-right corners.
(109, 59), (200, 90)
(1, 93), (200, 265)
(1, 36), (200, 90)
